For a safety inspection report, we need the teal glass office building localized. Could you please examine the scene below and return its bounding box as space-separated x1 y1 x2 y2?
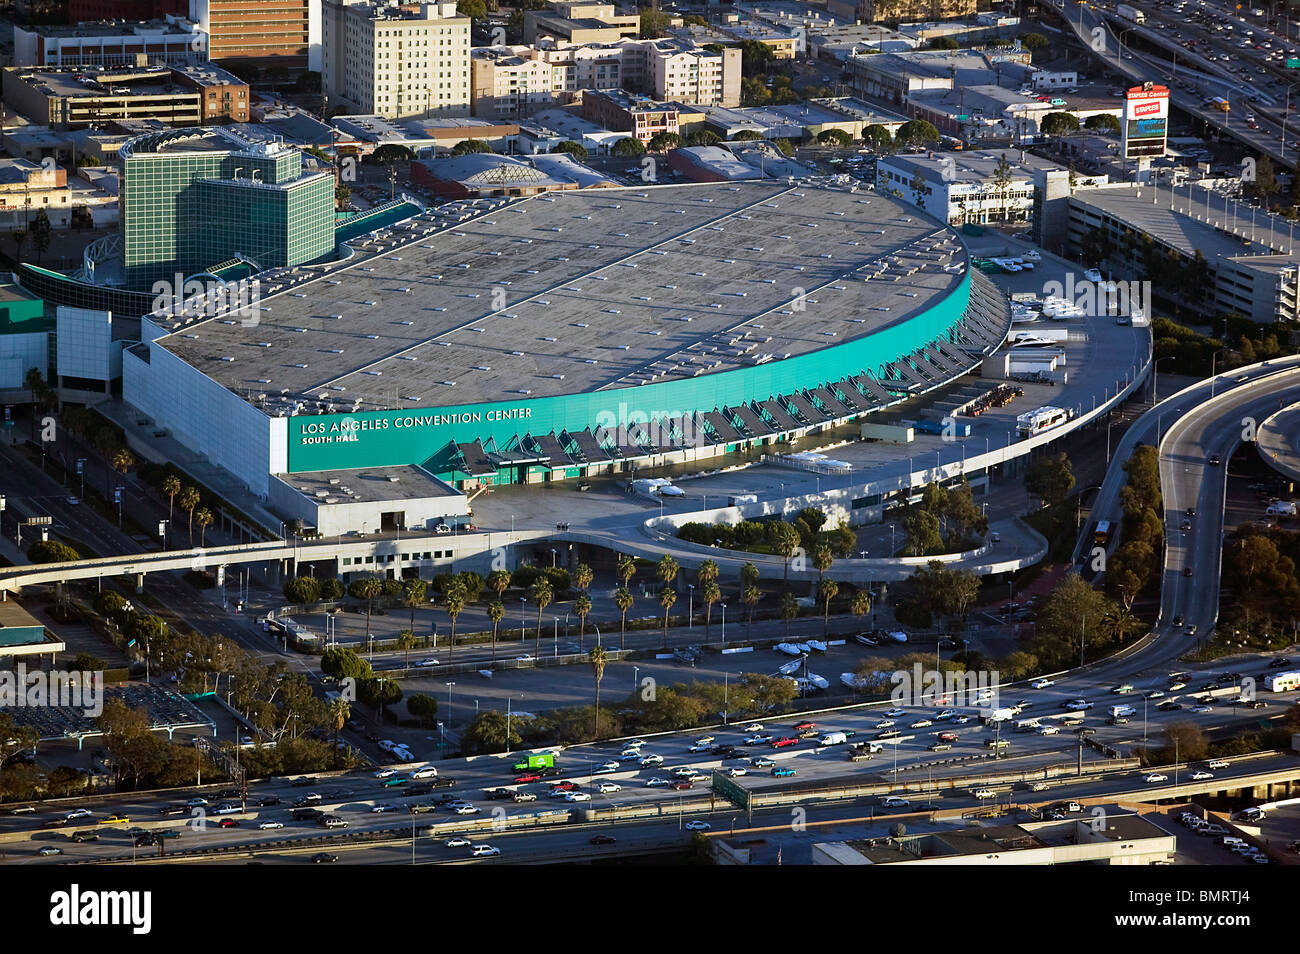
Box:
120 128 335 289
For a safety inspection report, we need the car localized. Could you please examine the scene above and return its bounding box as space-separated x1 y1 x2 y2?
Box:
952 715 972 725
670 780 693 790
312 852 338 863
872 721 895 730
1209 454 1221 465
645 777 671 787
38 845 64 856
694 736 715 745
1189 704 1213 714
1064 700 1092 710
1189 771 1214 780
1171 616 1183 627
256 796 281 807
1147 690 1165 699
625 739 647 748
934 709 956 721
910 719 933 728
1031 678 1055 689
881 796 910 808
590 834 617 845
213 803 241 815
742 723 764 732
1168 681 1187 691
884 708 905 717
1207 760 1230 769
157 804 186 816
514 773 541 784
727 767 748 777
512 792 537 803
257 820 285 829
1037 725 1060 736
217 818 240 828
687 742 711 753
1158 701 1183 711
411 767 438 779
1183 566 1194 577
1180 519 1193 531
752 757 775 768
1144 773 1169 783
638 754 664 767
1111 684 1135 694
597 781 622 793
745 734 774 744
937 731 959 742
471 844 500 857
550 780 579 792
452 805 480 815
64 808 93 820
685 820 712 831
415 658 439 668
185 797 208 807
772 767 797 778
794 722 816 731
564 791 592 802
1268 657 1292 668
972 788 997 799
371 803 397 814
772 737 799 748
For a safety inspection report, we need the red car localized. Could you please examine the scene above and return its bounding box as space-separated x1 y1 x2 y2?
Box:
514 773 541 784
219 818 240 828
550 781 579 792
772 737 800 748
938 732 959 742
671 781 693 790
590 834 617 845
794 722 817 731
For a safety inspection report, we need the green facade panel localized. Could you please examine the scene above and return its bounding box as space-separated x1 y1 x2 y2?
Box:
285 272 971 473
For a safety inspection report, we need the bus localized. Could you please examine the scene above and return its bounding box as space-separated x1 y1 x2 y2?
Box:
1093 521 1112 546
1267 671 1300 692
1207 96 1230 112
1015 406 1071 438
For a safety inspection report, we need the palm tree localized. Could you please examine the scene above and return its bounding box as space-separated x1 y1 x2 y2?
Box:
531 579 553 654
659 586 677 647
772 523 801 581
656 554 679 591
574 594 592 651
702 581 720 640
327 696 350 767
487 569 511 605
178 486 200 544
194 507 213 547
574 562 594 593
818 578 839 635
589 645 608 737
742 583 762 640
779 591 799 639
697 559 719 590
1103 606 1141 643
812 543 833 582
613 586 633 650
109 446 134 499
354 576 383 643
487 601 505 661
617 554 636 589
851 590 871 630
396 628 416 668
740 561 760 591
161 474 180 526
403 577 428 633
444 581 465 661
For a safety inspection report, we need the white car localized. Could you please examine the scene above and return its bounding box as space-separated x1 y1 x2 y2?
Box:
415 659 439 668
1144 773 1169 783
625 739 647 748
872 721 895 730
1208 760 1230 769
374 768 396 778
684 820 711 831
1189 771 1214 780
597 782 622 793
445 837 471 847
371 804 397 813
564 792 592 802
910 719 933 728
881 796 910 808
645 777 671 787
638 754 663 767
727 767 747 777
1064 700 1093 710
65 808 93 820
1031 678 1055 689
411 767 438 779
1168 682 1187 691
470 844 500 857
972 789 997 799
1189 705 1213 714
745 734 773 744
1037 725 1060 736
687 742 711 753
257 820 284 830
618 749 642 761
452 805 480 815
595 761 620 773
694 737 715 745
1147 690 1165 699
884 707 906 717
751 757 775 768
742 723 764 732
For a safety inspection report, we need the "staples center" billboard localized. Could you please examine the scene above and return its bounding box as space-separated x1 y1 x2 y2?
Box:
1122 82 1169 161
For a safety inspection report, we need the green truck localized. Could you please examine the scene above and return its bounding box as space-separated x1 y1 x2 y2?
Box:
512 753 555 773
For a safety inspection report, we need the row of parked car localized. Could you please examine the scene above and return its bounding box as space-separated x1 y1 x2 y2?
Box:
1178 811 1269 864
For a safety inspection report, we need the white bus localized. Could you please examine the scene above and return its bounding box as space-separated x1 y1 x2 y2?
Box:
1267 671 1300 692
1016 406 1071 438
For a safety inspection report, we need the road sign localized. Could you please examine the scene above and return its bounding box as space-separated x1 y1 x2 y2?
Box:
710 769 751 811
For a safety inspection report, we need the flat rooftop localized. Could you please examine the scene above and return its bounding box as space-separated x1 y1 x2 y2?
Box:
153 180 967 412
279 465 459 503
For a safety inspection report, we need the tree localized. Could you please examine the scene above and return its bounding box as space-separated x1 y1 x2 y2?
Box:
1025 452 1076 507
552 140 588 160
320 646 373 682
851 589 871 626
449 138 493 157
611 137 646 157
589 646 608 737
487 601 505 661
283 576 321 604
778 591 799 638
771 137 795 158
732 129 764 142
29 208 52 264
895 119 940 149
742 583 762 639
613 587 634 650
531 579 553 654
702 581 721 643
990 152 1014 222
1084 113 1121 135
403 576 428 633
686 128 722 147
617 554 636 589
327 696 350 767
194 507 213 546
1040 111 1080 138
647 131 682 152
927 36 959 49
659 586 677 647
657 554 679 592
28 540 80 563
818 579 839 635
901 508 943 556
817 128 852 147
460 709 521 754
350 576 384 644
443 580 465 661
574 594 592 652
11 228 26 263
770 521 802 580
370 143 415 164
161 474 180 529
812 544 833 582
407 694 439 728
1160 721 1208 763
111 447 134 501
395 628 417 668
457 0 486 18
178 486 200 544
862 124 893 152
1021 32 1049 53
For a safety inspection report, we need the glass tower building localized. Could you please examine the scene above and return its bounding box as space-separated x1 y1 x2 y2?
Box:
120 127 335 289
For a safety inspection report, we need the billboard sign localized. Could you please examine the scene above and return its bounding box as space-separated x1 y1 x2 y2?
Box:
1122 82 1170 160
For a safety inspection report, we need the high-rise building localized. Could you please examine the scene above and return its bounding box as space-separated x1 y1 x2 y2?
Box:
322 0 470 119
190 0 322 73
120 127 335 288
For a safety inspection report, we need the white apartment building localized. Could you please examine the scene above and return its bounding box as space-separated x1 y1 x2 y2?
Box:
471 39 739 120
322 0 470 119
877 150 1049 226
